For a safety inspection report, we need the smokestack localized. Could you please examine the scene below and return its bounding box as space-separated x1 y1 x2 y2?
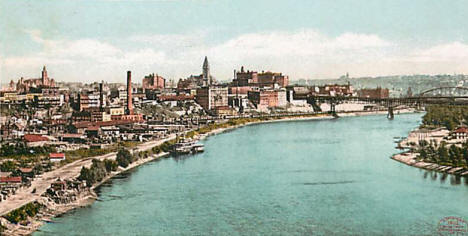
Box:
99 81 103 112
127 71 133 115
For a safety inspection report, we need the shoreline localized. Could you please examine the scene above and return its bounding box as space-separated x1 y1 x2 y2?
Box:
391 140 468 177
390 119 468 177
197 108 419 140
1 151 171 236
1 109 417 235
391 152 468 177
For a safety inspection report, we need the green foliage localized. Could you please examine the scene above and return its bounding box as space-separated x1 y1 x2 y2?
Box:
65 146 116 159
422 105 468 130
151 146 162 154
4 202 43 224
0 144 55 158
116 148 133 168
78 159 115 186
159 141 175 153
120 141 140 148
104 159 118 172
417 141 468 168
0 160 17 172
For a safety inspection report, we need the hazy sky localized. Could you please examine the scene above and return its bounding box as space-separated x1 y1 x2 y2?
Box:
1 0 468 83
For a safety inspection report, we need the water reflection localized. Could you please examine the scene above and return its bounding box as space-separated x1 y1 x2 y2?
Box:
421 169 467 186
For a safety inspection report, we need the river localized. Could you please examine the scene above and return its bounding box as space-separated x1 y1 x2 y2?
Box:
35 113 468 235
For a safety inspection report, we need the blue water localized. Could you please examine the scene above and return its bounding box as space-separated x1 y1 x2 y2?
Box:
36 114 468 235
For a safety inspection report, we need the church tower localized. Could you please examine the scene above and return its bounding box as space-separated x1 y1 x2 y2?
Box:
41 66 48 85
202 56 210 85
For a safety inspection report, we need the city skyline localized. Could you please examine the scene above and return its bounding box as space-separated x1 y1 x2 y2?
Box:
2 0 468 83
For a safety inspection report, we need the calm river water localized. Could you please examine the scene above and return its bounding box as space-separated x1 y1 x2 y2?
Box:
36 114 468 235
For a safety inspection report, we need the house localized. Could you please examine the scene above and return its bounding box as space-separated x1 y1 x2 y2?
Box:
49 153 66 162
85 126 100 138
452 127 468 140
0 176 22 184
60 133 87 143
24 134 49 147
51 179 67 191
18 168 34 178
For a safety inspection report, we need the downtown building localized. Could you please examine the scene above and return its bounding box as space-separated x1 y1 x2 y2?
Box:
247 88 287 112
357 87 389 99
232 66 289 88
142 73 165 90
10 66 56 93
195 87 230 115
177 56 214 90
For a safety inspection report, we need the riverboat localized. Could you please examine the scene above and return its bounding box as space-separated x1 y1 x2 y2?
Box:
170 139 204 155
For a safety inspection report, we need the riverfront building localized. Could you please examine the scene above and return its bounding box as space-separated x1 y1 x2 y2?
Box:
196 87 228 112
248 89 287 111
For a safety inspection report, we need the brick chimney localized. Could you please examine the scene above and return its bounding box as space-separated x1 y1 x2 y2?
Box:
127 71 133 115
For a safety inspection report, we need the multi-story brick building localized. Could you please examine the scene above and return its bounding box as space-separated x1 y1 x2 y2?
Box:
233 67 258 86
232 66 289 88
357 87 389 99
78 93 100 111
257 71 289 88
196 87 228 111
248 89 287 111
143 73 165 90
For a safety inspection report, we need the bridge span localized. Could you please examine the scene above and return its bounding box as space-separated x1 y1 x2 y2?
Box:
295 86 468 119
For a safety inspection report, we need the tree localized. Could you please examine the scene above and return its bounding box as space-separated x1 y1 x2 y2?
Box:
0 161 16 172
419 148 427 160
437 144 449 163
448 145 460 165
104 159 118 172
116 148 132 168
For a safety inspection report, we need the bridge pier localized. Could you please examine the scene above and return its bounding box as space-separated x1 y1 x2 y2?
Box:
329 102 339 117
387 106 394 120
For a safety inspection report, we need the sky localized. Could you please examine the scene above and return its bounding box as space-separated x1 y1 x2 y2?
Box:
1 0 468 84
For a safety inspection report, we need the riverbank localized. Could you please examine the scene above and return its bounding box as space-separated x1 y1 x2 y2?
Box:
0 150 171 236
1 109 417 235
198 113 335 140
33 110 466 236
391 128 468 177
199 108 417 140
392 152 468 176
2 114 334 235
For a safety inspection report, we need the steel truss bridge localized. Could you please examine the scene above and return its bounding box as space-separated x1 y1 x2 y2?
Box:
298 86 468 119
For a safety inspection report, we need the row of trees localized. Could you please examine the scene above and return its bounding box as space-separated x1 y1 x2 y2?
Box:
4 202 43 224
78 159 118 186
0 143 56 158
78 148 137 186
417 140 468 168
422 105 468 130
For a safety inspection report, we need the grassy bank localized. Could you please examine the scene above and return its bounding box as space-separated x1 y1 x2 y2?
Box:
3 202 43 225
